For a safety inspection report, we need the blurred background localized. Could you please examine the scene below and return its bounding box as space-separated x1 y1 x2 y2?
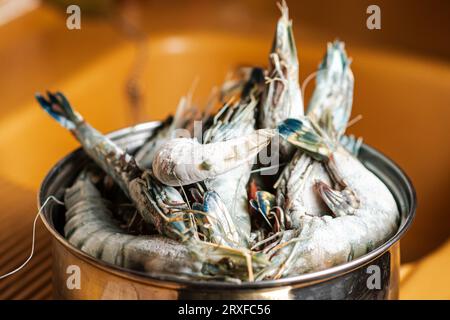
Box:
0 0 448 299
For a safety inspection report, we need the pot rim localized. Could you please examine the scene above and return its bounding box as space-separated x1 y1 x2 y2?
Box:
38 122 416 290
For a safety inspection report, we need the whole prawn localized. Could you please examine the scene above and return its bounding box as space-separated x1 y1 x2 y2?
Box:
36 91 192 242
64 173 200 275
275 41 357 227
257 116 399 279
36 91 269 281
259 0 303 159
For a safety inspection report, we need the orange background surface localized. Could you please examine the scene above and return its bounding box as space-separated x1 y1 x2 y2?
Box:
0 0 449 299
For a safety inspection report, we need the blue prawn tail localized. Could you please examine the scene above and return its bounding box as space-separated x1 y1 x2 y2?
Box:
35 91 82 130
36 90 140 201
277 117 333 161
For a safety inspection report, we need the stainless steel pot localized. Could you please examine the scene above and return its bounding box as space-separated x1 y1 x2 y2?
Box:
38 122 416 300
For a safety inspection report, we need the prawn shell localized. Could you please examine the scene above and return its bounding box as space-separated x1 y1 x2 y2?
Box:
152 129 275 186
63 177 200 275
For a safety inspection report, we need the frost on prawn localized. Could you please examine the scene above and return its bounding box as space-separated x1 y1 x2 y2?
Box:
37 91 269 281
64 173 200 275
65 171 268 281
275 40 357 227
151 128 275 187
257 117 400 279
152 69 270 246
36 91 190 241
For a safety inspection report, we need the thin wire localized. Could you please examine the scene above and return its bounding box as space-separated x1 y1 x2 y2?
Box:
0 196 64 280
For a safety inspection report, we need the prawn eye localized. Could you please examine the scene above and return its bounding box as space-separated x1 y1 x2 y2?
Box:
200 161 212 171
218 257 234 270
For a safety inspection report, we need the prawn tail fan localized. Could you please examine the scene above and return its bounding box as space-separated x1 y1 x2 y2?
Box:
277 117 333 161
307 41 354 139
35 91 81 130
